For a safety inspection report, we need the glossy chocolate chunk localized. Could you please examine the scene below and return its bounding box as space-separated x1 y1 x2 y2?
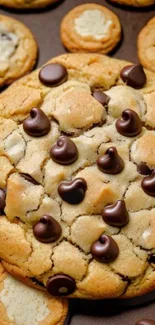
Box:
116 109 142 137
120 64 146 89
20 173 39 185
141 170 155 197
102 200 129 227
33 215 62 243
92 91 110 107
58 178 87 204
46 274 76 296
39 63 68 87
91 234 119 263
50 136 78 165
137 163 152 175
136 319 155 325
23 108 51 137
0 188 6 213
97 147 124 174
149 254 155 264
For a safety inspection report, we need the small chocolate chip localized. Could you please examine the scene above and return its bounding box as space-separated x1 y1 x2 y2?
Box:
120 64 146 89
102 200 129 227
97 147 124 174
91 234 119 263
20 173 39 185
23 108 51 137
136 320 155 325
0 33 12 41
141 170 155 197
92 91 110 107
46 275 76 296
58 178 87 204
39 63 68 87
116 109 142 137
137 163 152 176
33 215 62 243
149 254 155 264
50 136 78 165
0 189 6 214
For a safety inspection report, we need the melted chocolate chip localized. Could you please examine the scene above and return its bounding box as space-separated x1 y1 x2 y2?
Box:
149 254 155 264
92 91 110 107
33 215 62 243
23 108 51 137
116 109 142 137
58 178 87 204
97 147 124 174
136 320 155 325
102 200 129 227
39 63 68 87
137 163 152 176
0 189 6 214
141 170 155 197
46 275 76 296
120 64 146 89
91 234 119 263
20 173 39 185
50 136 78 165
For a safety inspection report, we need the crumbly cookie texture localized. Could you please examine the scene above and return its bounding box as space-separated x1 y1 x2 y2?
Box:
0 263 68 325
0 15 37 87
60 4 121 54
138 17 155 73
108 0 154 6
0 53 155 300
0 0 60 9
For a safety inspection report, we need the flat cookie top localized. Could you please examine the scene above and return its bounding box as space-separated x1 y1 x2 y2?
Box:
0 0 60 9
0 53 155 300
60 3 121 54
0 15 37 87
138 17 155 73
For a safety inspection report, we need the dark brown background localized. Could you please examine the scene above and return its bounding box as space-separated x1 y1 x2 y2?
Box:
0 0 155 323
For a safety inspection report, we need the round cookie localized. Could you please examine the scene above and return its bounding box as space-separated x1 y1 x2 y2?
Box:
0 15 37 87
138 17 155 73
0 54 155 300
108 0 154 7
0 263 68 325
60 3 121 54
0 0 60 9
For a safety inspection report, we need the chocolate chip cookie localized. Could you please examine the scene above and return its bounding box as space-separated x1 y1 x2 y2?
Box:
60 4 121 54
0 15 37 87
138 17 155 73
108 0 154 7
0 0 60 9
0 53 155 300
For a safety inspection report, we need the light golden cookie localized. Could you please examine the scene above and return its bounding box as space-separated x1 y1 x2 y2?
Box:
60 3 121 54
108 0 154 7
0 0 60 9
0 263 68 325
138 17 155 73
0 54 155 301
0 15 37 87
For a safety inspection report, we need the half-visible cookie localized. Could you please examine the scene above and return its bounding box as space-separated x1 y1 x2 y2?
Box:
0 14 37 87
138 17 155 73
108 0 154 7
60 3 121 54
0 0 61 9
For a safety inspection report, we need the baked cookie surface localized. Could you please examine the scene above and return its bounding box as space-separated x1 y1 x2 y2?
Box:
108 0 154 6
60 3 121 54
0 53 155 299
0 15 37 87
0 0 60 9
0 263 68 325
138 17 155 73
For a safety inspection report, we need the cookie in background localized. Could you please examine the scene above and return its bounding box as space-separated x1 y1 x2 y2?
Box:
138 17 155 73
0 0 62 9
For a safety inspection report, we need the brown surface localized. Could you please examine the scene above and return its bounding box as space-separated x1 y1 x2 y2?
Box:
0 0 155 323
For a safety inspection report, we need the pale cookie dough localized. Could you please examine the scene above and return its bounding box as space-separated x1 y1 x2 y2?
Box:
0 15 37 87
60 4 121 54
0 0 60 9
0 54 155 300
108 0 154 7
0 263 68 325
138 17 155 73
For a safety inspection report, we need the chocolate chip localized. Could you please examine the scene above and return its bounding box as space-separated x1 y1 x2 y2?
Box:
137 163 152 175
0 33 12 41
91 234 119 263
136 320 155 325
120 64 146 89
23 108 51 137
141 170 155 197
46 274 76 296
0 189 6 214
50 136 78 165
92 91 110 107
102 200 129 227
149 254 155 264
97 147 124 174
33 215 62 243
116 109 142 137
20 173 39 185
39 63 68 87
58 178 87 204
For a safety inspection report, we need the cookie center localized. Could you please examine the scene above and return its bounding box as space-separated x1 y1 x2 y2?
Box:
74 10 112 40
0 24 19 60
